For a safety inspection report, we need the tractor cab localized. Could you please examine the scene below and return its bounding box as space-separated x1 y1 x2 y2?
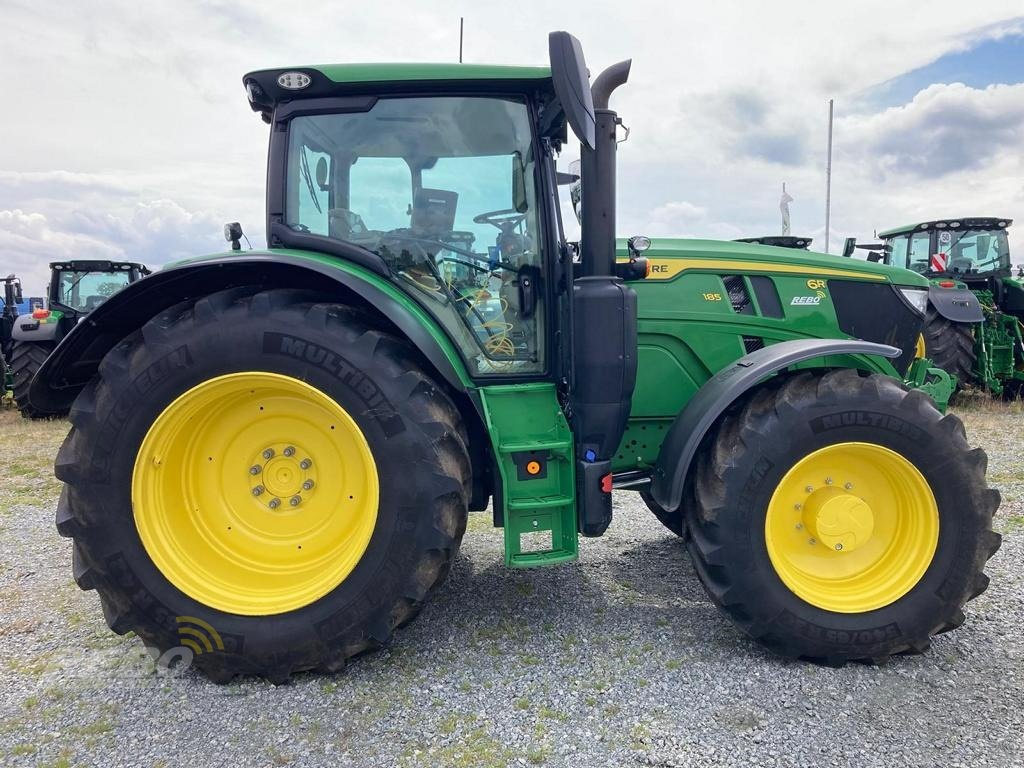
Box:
877 218 1012 289
47 260 149 319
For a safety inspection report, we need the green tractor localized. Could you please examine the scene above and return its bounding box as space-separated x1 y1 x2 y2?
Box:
31 33 999 682
847 218 1024 396
11 260 149 417
1 274 23 395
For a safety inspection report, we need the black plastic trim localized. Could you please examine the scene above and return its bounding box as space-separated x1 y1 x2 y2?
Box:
928 286 985 324
649 339 901 512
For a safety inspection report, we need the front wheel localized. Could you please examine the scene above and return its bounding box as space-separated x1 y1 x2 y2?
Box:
688 369 1000 664
56 289 470 682
923 308 976 387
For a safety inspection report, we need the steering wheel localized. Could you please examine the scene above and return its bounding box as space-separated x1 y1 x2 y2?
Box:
473 209 526 230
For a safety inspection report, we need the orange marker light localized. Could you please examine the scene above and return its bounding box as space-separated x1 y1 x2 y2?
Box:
939 281 955 288
32 308 51 319
526 460 541 475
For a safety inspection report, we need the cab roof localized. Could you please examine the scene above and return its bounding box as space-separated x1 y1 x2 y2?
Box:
243 63 553 120
878 217 1012 238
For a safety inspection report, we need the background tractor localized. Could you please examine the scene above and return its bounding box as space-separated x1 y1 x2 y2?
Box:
847 218 1024 396
11 260 149 417
1 275 23 395
31 32 999 683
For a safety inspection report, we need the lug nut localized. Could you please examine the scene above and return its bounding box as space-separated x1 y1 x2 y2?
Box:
805 485 813 493
844 482 853 490
795 523 803 530
249 465 262 475
252 485 264 496
302 480 314 491
794 503 802 511
289 496 302 507
808 538 816 546
834 543 843 551
825 477 833 485
300 458 312 470
284 446 296 457
263 448 275 460
268 498 281 510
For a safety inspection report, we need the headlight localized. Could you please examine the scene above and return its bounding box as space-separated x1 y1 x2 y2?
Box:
899 288 929 315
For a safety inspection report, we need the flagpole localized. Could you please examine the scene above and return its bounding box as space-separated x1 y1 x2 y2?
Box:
824 98 834 253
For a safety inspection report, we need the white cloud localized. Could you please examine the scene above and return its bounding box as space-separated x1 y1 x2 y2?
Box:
0 0 1022 282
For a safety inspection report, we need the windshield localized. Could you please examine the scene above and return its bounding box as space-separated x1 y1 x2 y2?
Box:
897 228 1011 275
55 270 131 312
285 96 544 374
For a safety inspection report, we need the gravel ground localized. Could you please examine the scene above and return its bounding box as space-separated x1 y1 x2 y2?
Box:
0 402 1022 768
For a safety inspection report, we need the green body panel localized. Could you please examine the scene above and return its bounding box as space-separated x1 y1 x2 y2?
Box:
310 63 551 85
478 384 577 567
613 238 918 472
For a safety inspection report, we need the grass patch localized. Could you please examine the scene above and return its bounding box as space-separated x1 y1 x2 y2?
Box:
0 411 68 510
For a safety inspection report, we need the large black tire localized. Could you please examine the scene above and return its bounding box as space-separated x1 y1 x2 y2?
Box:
11 340 60 418
923 307 976 385
56 288 470 683
688 369 1000 665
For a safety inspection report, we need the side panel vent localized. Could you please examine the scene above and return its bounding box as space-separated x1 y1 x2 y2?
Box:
743 336 765 354
749 275 784 318
722 275 754 315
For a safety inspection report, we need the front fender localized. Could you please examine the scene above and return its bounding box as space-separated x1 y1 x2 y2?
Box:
29 250 473 412
929 286 984 323
648 338 901 513
12 318 59 342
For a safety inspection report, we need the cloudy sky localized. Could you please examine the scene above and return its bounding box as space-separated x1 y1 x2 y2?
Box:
2 0 1023 294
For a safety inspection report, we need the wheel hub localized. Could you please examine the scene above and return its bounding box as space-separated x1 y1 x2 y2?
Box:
803 488 874 553
764 442 939 613
250 444 316 508
132 372 379 616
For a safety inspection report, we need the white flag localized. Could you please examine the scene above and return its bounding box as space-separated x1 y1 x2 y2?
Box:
780 183 793 235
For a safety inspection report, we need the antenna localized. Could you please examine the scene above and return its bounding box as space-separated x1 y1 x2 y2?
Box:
459 17 464 63
824 98 834 253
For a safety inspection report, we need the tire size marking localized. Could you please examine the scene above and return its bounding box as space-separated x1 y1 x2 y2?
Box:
809 411 931 444
777 609 902 645
264 333 404 437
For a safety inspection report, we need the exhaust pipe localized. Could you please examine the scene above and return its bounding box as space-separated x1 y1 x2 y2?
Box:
579 59 631 277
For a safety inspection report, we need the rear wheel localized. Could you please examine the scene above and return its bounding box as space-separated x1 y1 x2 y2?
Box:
923 307 976 386
688 369 1000 664
56 288 470 682
11 340 58 418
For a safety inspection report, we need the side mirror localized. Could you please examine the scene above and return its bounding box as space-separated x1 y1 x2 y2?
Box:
841 237 856 259
548 31 596 150
315 156 330 191
13 280 23 305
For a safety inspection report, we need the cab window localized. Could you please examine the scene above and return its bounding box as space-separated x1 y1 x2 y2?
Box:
285 96 544 375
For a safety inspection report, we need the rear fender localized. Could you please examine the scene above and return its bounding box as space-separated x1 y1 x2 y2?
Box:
648 339 901 513
29 252 472 412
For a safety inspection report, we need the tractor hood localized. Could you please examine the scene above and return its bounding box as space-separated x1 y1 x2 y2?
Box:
617 238 930 288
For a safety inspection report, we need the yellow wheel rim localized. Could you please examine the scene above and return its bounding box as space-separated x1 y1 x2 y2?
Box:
132 372 379 616
765 442 939 613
